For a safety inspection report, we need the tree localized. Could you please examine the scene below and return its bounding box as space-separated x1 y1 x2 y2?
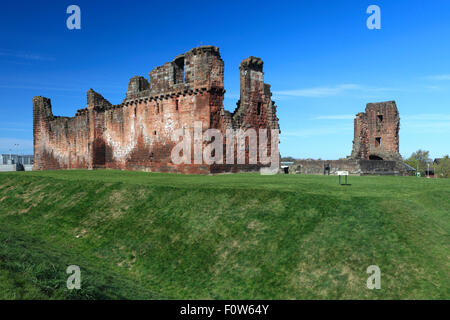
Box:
435 155 450 178
405 149 432 176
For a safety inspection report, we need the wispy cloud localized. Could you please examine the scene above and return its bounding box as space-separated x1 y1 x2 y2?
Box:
0 137 33 153
308 114 450 135
274 84 399 98
281 125 352 138
315 114 450 121
0 82 124 95
224 92 240 100
0 49 54 61
0 84 80 92
405 121 450 129
313 115 354 120
423 85 444 91
0 128 31 132
425 74 450 81
0 122 32 133
402 114 450 134
403 114 450 121
274 84 360 98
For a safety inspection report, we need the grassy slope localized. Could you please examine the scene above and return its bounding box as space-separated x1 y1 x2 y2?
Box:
0 170 449 299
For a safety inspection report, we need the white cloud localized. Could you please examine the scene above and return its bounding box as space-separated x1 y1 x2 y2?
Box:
274 84 360 98
274 84 399 98
313 115 354 120
425 74 450 81
281 126 352 138
0 49 54 61
402 114 450 134
307 114 450 135
224 92 240 99
402 114 450 121
0 128 31 132
0 84 81 92
0 137 33 153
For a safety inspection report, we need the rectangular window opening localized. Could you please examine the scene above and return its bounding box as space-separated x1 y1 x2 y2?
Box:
377 115 383 122
174 57 185 84
375 137 381 147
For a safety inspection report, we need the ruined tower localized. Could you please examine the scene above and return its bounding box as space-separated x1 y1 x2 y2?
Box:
350 101 401 161
33 46 279 173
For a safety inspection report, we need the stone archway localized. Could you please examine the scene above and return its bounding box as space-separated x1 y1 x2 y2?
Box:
369 155 383 161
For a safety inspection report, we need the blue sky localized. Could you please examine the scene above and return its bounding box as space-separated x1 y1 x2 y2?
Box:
0 0 449 159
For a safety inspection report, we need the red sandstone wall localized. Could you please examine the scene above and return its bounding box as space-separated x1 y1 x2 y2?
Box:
33 97 91 170
365 102 400 158
33 46 279 174
211 57 280 173
103 92 214 173
350 101 401 161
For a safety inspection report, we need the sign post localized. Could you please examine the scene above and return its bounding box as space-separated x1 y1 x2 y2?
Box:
337 171 349 185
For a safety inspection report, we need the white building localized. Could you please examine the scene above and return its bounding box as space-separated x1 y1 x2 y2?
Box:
0 154 34 165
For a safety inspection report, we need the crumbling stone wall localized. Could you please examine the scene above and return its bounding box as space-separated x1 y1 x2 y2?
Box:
288 100 407 176
289 159 408 176
350 101 401 161
212 56 280 173
33 46 280 173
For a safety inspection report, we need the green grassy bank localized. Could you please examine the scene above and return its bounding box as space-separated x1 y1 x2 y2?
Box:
0 170 448 299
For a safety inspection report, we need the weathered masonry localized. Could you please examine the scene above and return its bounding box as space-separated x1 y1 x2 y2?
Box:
350 101 401 161
289 101 410 176
33 46 280 173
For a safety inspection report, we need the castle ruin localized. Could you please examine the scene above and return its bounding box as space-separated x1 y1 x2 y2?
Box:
33 46 280 174
350 101 401 161
289 101 409 176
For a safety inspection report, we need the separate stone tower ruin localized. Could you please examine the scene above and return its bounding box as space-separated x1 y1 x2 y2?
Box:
350 101 401 161
33 46 280 174
289 100 409 176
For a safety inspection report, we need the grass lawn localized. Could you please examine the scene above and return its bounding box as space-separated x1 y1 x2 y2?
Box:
0 170 449 299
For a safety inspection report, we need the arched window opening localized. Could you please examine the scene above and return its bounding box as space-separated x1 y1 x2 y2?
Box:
369 155 383 161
